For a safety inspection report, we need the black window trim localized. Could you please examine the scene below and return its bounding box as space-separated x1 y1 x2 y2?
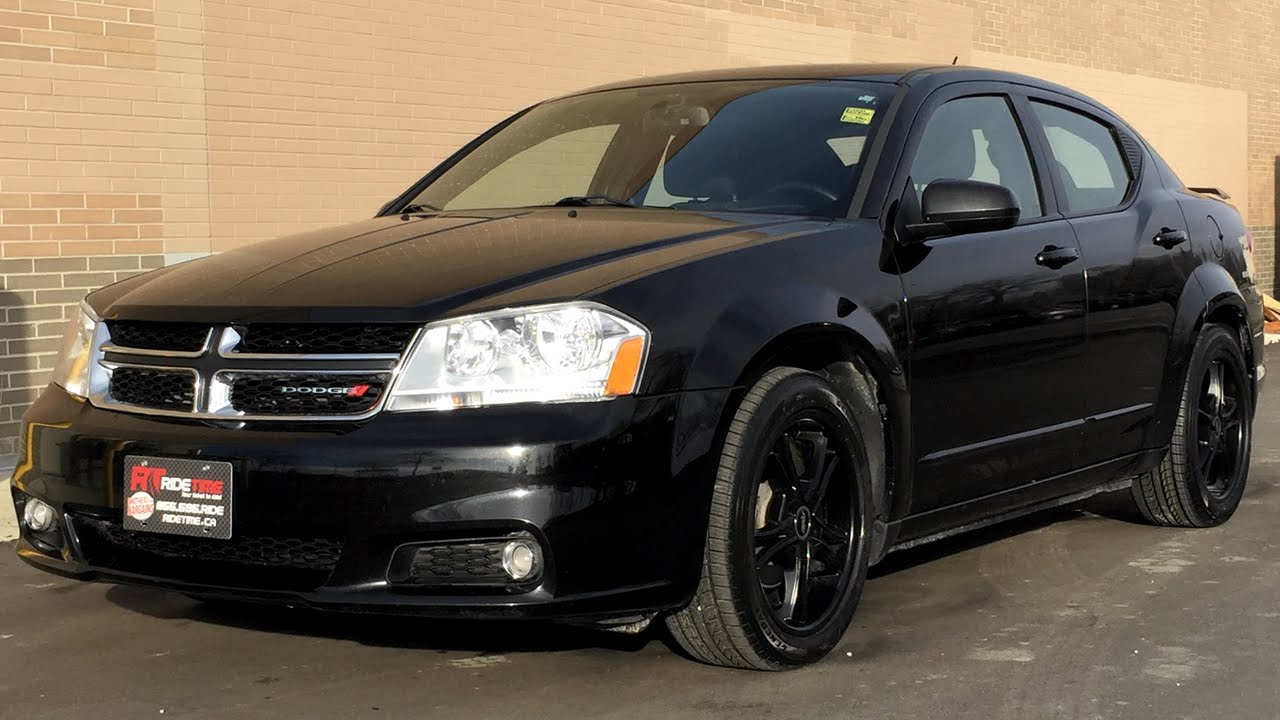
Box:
880 80 1063 231
1018 90 1141 220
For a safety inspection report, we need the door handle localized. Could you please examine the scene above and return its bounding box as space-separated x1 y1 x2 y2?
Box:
1154 227 1189 249
1035 245 1081 270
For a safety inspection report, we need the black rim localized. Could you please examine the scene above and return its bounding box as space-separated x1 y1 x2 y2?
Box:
751 413 857 633
1195 354 1248 500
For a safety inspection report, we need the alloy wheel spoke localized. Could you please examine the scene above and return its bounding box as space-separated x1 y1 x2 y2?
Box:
793 430 828 480
1220 395 1239 421
783 543 812 623
1207 362 1225 414
756 532 800 571
755 519 791 540
1199 445 1218 477
806 451 839 506
808 567 842 586
768 442 801 492
811 515 849 551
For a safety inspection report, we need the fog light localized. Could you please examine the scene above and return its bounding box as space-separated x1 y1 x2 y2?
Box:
23 498 56 533
502 538 541 581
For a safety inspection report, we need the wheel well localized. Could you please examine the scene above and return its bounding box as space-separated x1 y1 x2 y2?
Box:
735 327 882 389
730 327 898 539
1205 303 1253 371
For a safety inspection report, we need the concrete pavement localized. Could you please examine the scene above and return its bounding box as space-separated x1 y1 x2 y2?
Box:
3 380 1279 719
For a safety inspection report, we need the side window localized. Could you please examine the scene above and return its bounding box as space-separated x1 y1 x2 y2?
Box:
446 125 620 210
1030 102 1131 213
909 96 1043 218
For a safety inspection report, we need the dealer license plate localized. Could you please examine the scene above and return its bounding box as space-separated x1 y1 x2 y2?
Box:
122 455 233 540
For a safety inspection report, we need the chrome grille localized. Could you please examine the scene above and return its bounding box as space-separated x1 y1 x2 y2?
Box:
94 324 418 421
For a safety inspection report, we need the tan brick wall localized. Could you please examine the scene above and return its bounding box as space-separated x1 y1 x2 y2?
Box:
0 0 205 452
1 0 1279 452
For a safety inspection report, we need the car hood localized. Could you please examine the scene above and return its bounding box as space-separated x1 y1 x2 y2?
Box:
89 209 803 323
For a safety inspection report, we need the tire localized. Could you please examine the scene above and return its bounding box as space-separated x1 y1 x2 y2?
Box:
666 366 875 670
1131 323 1253 527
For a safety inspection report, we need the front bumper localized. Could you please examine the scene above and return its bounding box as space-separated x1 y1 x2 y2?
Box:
12 385 731 622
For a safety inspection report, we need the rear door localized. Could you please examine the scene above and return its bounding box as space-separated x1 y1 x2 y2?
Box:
1022 93 1195 466
894 84 1089 514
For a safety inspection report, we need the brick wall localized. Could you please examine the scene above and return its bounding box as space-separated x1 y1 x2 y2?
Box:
1 0 1279 453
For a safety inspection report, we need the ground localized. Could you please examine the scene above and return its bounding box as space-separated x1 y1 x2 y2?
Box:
3 373 1280 719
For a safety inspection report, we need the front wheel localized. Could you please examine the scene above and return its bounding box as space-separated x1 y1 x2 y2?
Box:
666 366 874 670
1131 323 1253 527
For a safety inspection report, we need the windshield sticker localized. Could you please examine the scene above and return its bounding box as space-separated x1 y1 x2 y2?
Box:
841 107 875 125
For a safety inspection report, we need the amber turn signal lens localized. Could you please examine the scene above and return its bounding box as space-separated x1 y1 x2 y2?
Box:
604 336 646 397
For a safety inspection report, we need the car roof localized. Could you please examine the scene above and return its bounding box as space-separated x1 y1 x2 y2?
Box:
576 63 938 91
562 63 1110 120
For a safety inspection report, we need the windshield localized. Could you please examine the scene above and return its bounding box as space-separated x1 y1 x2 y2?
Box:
407 80 891 218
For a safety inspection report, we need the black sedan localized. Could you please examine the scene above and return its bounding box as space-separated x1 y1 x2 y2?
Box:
12 64 1264 670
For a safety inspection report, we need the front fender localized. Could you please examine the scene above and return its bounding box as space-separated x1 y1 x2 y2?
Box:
684 281 912 526
685 282 906 391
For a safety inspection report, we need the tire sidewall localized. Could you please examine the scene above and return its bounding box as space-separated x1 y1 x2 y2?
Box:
726 372 873 665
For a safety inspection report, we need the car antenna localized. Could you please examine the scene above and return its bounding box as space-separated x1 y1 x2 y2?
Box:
952 55 958 65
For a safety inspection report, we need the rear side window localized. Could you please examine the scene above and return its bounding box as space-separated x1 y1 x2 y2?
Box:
1030 102 1132 213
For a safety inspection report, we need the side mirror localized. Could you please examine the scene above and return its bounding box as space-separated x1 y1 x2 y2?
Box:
902 179 1021 241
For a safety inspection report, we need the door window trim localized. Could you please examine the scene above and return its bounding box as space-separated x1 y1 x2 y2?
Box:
883 81 1063 229
1018 90 1140 220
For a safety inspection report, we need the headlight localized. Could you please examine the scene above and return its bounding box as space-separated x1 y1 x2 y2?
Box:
387 302 648 411
52 301 102 399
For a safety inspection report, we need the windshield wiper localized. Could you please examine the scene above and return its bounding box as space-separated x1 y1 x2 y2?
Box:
551 195 641 208
399 202 441 215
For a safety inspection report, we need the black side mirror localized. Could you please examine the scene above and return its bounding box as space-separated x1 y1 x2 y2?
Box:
901 179 1021 241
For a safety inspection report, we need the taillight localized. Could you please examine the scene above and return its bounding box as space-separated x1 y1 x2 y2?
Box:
1244 229 1258 278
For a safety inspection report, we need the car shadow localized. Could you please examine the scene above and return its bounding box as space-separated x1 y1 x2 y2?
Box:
103 582 658 655
103 490 1144 657
870 488 1140 578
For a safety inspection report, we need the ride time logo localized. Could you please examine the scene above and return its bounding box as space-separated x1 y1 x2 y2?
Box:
129 466 225 500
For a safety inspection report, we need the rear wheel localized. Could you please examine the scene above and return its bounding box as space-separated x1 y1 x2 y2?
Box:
1131 324 1253 527
666 366 874 670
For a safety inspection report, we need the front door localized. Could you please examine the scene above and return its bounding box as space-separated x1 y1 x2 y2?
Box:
894 91 1089 514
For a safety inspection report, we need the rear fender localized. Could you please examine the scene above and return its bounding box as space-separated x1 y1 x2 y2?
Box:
1148 263 1248 449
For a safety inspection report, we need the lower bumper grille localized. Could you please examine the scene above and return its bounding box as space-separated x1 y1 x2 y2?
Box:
386 534 542 588
73 515 342 591
405 543 506 582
